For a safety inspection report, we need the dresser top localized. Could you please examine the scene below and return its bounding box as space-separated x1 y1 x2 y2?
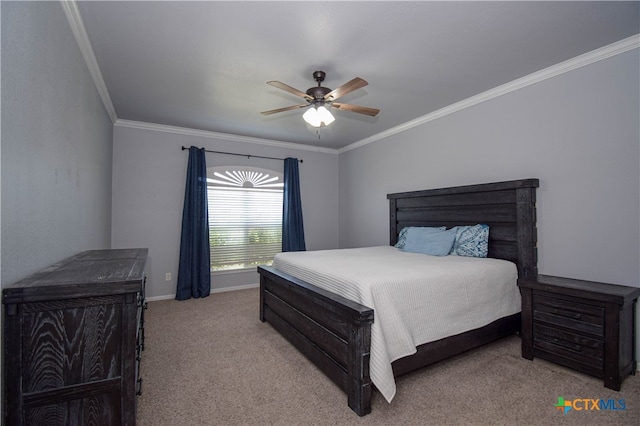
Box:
3 248 148 304
518 274 640 305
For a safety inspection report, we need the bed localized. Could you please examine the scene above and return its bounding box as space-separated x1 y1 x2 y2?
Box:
258 178 539 416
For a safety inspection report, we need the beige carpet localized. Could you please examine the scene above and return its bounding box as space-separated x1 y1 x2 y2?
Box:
136 288 639 425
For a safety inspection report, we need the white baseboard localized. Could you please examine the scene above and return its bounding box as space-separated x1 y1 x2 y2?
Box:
146 294 176 302
146 283 259 302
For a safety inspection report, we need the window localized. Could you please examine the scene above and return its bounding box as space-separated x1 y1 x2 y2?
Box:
207 166 283 272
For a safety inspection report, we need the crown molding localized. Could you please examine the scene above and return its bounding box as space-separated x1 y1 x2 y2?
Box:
114 119 339 155
339 34 640 154
60 0 117 123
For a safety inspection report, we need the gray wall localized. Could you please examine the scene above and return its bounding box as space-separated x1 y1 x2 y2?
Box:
111 124 339 298
339 49 640 352
1 1 113 287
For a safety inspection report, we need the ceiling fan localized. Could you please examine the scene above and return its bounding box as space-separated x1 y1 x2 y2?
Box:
261 71 379 127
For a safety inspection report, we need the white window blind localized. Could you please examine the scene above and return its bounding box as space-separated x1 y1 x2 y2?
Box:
207 167 283 272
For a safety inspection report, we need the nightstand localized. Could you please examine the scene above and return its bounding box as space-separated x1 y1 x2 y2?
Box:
518 274 640 391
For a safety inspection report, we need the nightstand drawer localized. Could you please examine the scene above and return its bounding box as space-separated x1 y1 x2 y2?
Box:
533 323 603 367
533 294 603 336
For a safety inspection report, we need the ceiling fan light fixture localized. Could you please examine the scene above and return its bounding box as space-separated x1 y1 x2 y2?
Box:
317 106 335 125
303 105 334 127
263 71 378 125
302 107 321 127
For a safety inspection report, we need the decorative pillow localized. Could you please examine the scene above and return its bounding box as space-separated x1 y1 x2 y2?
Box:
450 224 489 258
402 228 456 256
395 226 445 249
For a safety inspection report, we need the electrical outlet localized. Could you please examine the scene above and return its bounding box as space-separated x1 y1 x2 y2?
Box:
165 273 171 281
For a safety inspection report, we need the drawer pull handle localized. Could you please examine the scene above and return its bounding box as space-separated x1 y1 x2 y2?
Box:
549 307 582 320
550 338 583 353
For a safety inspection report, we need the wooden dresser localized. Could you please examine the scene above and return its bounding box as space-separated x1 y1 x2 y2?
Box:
518 274 640 391
3 248 148 425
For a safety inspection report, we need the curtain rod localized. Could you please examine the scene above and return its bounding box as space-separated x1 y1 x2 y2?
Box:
181 146 302 163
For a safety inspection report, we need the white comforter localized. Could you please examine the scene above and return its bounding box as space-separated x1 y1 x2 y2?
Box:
272 246 520 403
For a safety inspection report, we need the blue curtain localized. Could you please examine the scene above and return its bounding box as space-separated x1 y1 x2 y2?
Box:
176 146 211 300
282 158 306 252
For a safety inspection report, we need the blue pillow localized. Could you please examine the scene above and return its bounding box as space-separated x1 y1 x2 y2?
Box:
450 224 489 257
395 226 445 249
403 228 456 256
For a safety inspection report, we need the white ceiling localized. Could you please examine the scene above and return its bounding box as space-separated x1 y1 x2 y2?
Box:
74 1 639 150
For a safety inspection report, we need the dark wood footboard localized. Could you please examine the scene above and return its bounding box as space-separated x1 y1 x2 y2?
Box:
259 265 374 416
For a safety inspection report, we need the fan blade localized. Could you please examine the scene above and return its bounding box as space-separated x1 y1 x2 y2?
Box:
331 102 379 117
267 81 313 100
324 77 368 101
261 104 309 115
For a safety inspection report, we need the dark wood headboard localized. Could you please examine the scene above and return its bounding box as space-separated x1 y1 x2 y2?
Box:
387 178 539 278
